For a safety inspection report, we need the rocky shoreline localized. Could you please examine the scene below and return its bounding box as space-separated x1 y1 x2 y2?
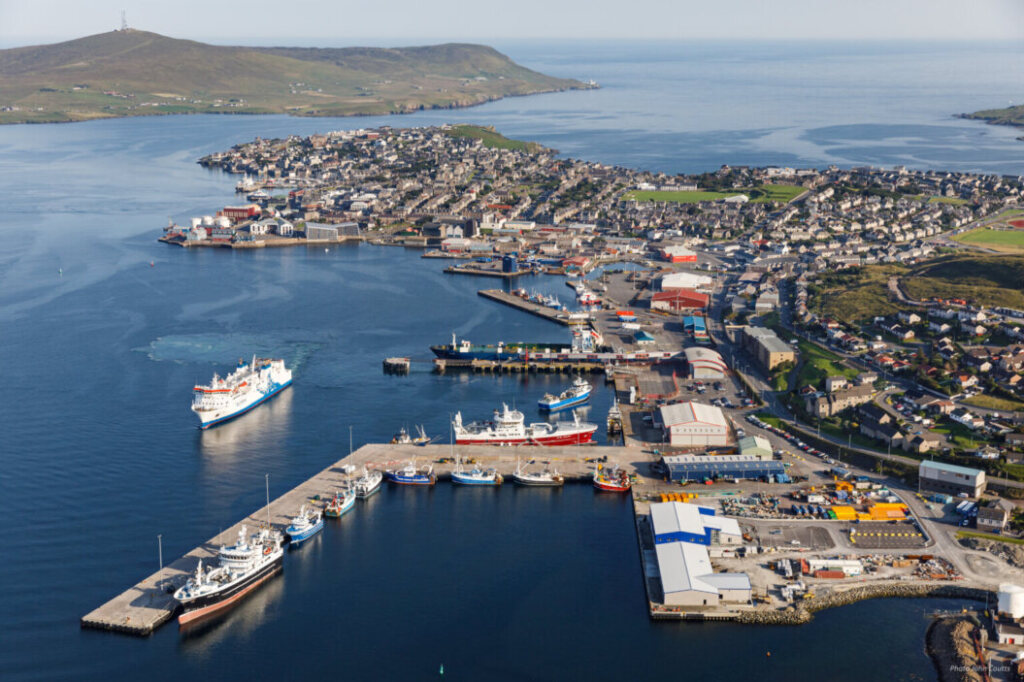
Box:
736 582 990 625
926 617 988 682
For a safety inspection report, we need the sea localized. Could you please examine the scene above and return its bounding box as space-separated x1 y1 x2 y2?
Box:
1 40 1021 681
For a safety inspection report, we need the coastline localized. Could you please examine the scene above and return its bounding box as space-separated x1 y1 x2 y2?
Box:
0 83 597 126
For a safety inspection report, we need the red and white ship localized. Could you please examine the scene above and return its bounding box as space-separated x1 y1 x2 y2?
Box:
593 465 632 492
452 403 597 446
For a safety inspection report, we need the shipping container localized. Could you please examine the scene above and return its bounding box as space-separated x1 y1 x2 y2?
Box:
814 570 846 579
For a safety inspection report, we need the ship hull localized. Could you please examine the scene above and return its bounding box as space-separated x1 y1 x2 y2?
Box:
538 391 591 412
324 499 355 518
177 555 283 626
196 379 292 430
456 429 596 446
386 472 436 485
512 475 564 487
451 472 503 486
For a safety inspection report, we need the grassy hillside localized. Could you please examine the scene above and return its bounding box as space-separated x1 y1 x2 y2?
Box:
806 264 910 322
901 254 1024 308
444 125 544 152
0 30 591 124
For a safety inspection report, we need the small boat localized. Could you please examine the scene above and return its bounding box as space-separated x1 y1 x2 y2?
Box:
512 457 564 487
353 467 384 498
538 377 592 412
390 426 412 444
411 424 432 446
593 465 632 493
385 460 436 486
324 488 356 518
451 454 503 486
607 398 623 434
285 505 324 545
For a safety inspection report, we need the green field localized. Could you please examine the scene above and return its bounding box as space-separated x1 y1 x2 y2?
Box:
796 340 860 389
928 196 969 205
625 184 804 204
953 227 1024 254
445 125 543 152
957 530 1024 545
963 393 1024 412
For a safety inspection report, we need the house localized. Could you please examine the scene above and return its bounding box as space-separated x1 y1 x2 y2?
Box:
977 499 1014 532
805 384 874 418
903 430 942 454
955 374 979 389
898 311 922 325
825 376 849 393
950 408 985 430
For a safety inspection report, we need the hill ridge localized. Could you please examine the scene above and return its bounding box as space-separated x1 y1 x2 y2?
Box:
0 29 592 124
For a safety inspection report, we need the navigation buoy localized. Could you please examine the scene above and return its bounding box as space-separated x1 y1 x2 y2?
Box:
439 663 444 675
58 268 63 277
766 651 772 657
324 248 329 253
150 261 155 267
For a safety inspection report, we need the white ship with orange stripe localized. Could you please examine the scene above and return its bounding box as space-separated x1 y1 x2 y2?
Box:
191 357 292 429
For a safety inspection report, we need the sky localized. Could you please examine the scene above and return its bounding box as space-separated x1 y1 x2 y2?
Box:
1 0 1023 46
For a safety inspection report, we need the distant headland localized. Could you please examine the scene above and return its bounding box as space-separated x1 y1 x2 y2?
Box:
0 29 596 125
958 104 1024 141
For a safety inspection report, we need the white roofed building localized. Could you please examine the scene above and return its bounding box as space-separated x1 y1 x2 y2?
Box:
684 347 727 380
660 271 713 291
658 401 730 447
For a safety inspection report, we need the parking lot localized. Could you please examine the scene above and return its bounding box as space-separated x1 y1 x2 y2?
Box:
844 521 927 549
750 524 834 550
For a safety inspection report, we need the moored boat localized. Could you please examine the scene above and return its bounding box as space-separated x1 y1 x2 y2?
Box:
324 488 356 518
512 457 564 486
353 467 384 498
538 377 592 412
450 454 503 486
453 404 597 446
174 526 283 626
285 505 324 545
385 460 436 486
593 465 632 492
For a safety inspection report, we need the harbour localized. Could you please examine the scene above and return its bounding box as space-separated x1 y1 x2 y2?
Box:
6 38 1024 682
82 443 642 636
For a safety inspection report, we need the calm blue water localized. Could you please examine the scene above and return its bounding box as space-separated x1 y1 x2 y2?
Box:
1 40 1018 680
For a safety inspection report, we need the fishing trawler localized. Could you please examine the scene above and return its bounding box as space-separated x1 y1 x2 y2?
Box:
353 467 384 498
538 377 592 412
324 488 356 518
173 526 283 625
285 506 324 545
453 404 597 445
511 457 565 486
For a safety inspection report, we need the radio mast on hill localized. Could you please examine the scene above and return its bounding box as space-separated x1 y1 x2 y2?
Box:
120 11 129 31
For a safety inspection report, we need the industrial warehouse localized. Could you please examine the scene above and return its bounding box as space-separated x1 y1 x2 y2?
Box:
649 502 751 607
657 401 730 447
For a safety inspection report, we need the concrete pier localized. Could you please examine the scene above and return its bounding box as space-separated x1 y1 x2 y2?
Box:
81 443 644 636
477 289 589 326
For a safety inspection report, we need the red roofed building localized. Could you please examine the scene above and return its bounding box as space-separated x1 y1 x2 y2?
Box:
651 289 709 313
220 205 261 222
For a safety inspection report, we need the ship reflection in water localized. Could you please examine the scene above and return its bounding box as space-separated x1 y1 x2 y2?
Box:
178 574 285 649
198 388 294 461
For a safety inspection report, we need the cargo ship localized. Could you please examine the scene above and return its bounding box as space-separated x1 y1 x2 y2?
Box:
174 526 283 626
191 357 292 429
430 330 679 364
453 404 597 446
